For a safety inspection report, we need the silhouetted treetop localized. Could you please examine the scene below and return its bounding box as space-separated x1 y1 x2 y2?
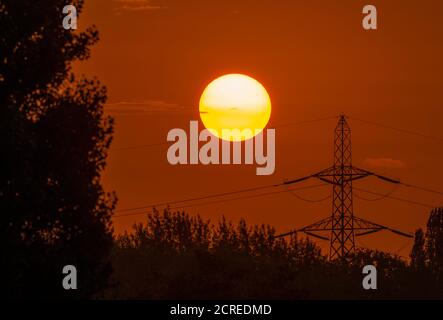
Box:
1 0 115 299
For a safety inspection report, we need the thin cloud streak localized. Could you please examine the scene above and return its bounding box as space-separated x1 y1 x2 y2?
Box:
105 100 195 116
114 0 165 12
363 158 406 169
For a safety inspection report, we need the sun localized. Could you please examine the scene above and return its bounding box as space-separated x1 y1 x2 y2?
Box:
199 74 271 142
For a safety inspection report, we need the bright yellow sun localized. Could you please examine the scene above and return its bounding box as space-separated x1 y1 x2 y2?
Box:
199 74 271 142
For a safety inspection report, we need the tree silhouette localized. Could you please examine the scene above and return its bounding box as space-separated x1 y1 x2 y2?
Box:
425 207 443 291
109 209 433 299
404 208 443 298
411 228 426 272
0 0 115 298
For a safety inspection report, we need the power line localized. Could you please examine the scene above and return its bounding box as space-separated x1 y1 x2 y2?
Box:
113 184 438 219
114 174 442 218
349 116 443 144
113 183 329 218
401 182 443 196
374 173 443 197
110 115 442 152
115 179 330 213
354 187 436 208
115 182 282 213
354 184 399 202
272 115 338 129
284 184 331 203
355 168 443 197
110 116 337 151
283 168 443 205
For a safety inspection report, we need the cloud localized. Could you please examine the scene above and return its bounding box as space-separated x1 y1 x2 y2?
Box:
362 158 406 169
114 0 165 11
105 100 194 116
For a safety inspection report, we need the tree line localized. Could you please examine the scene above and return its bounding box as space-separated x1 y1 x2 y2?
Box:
100 208 443 299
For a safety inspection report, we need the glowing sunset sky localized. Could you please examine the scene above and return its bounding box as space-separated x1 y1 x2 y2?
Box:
75 0 443 256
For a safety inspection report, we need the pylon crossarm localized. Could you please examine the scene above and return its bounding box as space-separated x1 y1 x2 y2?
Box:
273 230 297 239
299 216 333 231
316 176 338 185
284 167 338 185
373 174 401 184
299 227 382 231
352 216 385 229
349 166 372 174
303 231 329 241
313 166 372 183
344 174 371 183
283 166 377 187
356 227 413 239
282 175 313 185
274 216 333 239
274 229 330 241
313 173 369 184
387 228 414 238
353 166 401 185
353 216 413 238
355 228 384 237
314 166 335 176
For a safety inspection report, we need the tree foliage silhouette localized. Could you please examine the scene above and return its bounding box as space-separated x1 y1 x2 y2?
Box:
0 0 115 298
107 209 440 300
411 228 426 272
426 207 443 290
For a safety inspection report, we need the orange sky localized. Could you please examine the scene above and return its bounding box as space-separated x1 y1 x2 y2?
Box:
75 0 443 257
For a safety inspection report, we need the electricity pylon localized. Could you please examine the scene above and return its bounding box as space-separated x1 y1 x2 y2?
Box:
276 114 413 260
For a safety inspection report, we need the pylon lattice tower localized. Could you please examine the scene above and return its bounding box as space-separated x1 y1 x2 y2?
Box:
277 114 412 260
